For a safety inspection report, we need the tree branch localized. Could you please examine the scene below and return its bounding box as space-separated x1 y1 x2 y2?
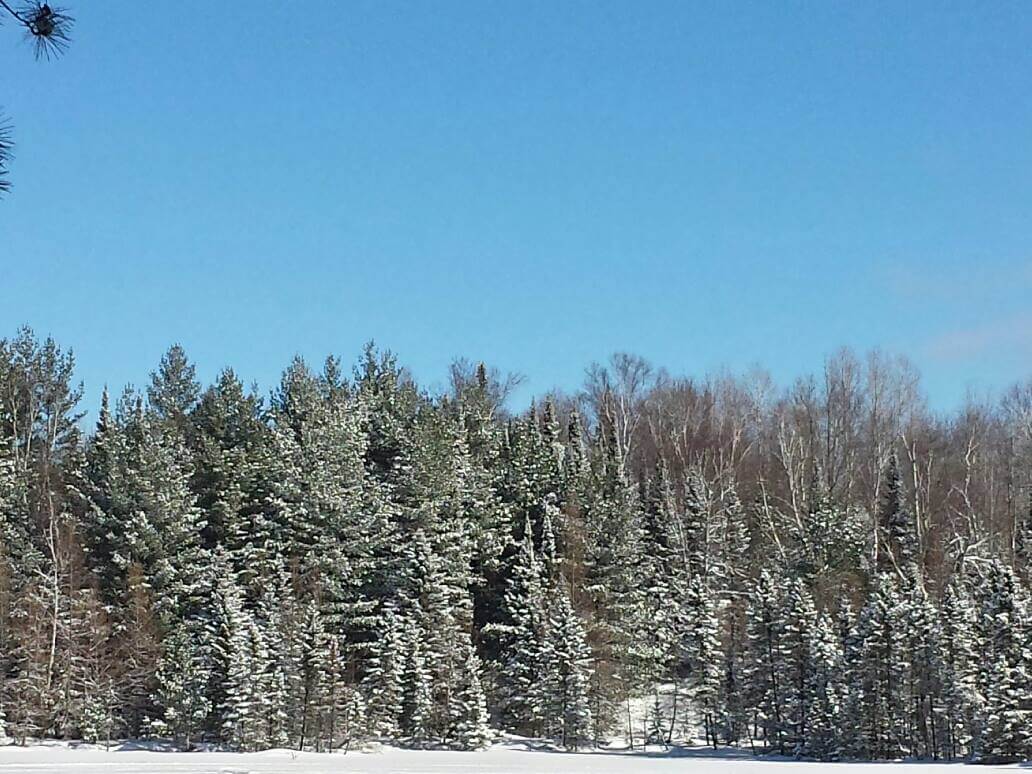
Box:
1 2 74 59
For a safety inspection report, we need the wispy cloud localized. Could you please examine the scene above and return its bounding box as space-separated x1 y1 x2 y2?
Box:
925 311 1032 363
886 261 1032 304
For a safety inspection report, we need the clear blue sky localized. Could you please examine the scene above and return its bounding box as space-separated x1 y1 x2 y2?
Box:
2 1 1031 416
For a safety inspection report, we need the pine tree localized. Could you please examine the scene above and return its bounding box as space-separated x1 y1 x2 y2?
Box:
297 600 330 751
147 344 201 436
1016 495 1032 582
65 578 117 745
744 570 785 751
680 468 711 583
938 580 977 760
363 603 405 738
117 563 161 737
152 620 212 750
190 369 270 553
836 602 864 757
852 575 907 759
801 614 845 760
972 561 1031 762
486 516 547 735
718 479 751 589
400 605 433 746
212 551 273 751
448 640 492 749
3 329 1032 763
317 634 347 752
680 574 722 748
540 578 594 750
876 452 917 578
899 578 939 759
779 578 816 753
789 468 868 607
256 579 291 749
579 430 643 739
636 461 680 742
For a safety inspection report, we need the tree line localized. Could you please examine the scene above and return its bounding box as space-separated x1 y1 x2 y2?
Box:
0 328 1029 762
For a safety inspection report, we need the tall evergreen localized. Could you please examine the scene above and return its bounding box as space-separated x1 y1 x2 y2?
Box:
801 613 845 760
486 516 548 735
972 561 1031 762
540 577 594 750
0 328 1028 763
876 452 917 577
938 580 977 760
779 578 816 753
744 570 785 751
579 428 643 737
852 575 908 759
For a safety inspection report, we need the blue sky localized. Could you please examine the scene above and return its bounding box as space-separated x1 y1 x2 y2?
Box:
2 1 1031 416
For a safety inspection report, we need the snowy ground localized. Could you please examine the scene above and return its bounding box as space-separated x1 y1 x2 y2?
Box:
0 742 1024 774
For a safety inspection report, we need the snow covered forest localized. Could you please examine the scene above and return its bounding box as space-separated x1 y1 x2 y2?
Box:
0 327 1029 763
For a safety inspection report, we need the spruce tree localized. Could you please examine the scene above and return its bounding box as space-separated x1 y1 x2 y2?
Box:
486 516 547 735
363 603 405 738
972 561 1031 762
680 468 711 583
1015 495 1032 581
217 559 268 751
938 580 977 760
297 600 330 751
876 452 917 577
399 605 433 746
147 344 201 436
579 429 643 739
448 640 492 749
779 578 816 753
853 575 907 759
899 578 939 759
152 620 212 750
744 570 785 751
801 613 845 760
680 574 722 747
540 578 594 750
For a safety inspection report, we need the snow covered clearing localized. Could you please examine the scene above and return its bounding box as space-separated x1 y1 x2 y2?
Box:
0 742 1023 773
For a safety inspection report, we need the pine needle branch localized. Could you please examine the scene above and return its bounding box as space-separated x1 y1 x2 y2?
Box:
0 2 74 59
0 112 11 195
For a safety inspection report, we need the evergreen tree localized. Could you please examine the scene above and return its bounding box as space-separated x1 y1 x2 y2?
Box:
0 329 1030 763
152 620 212 750
938 580 977 760
579 430 643 739
297 600 331 751
399 605 433 746
1016 495 1032 581
801 614 845 760
680 468 711 583
852 575 907 759
680 574 722 747
637 461 681 742
256 578 291 748
448 640 492 749
147 344 201 436
779 578 816 753
363 603 405 738
876 452 917 577
216 557 269 751
486 516 547 735
540 578 594 750
744 570 785 751
899 579 939 759
972 561 1031 762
